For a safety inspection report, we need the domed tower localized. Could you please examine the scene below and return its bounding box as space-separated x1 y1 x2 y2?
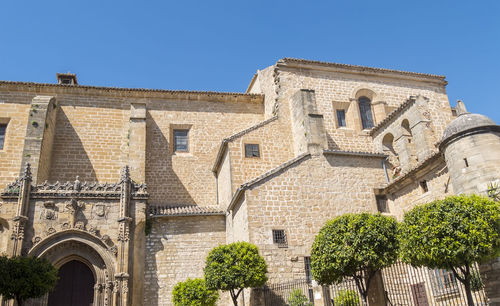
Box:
439 101 500 195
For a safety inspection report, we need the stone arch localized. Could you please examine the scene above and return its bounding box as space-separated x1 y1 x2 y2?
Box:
28 230 116 306
350 87 377 101
382 133 396 155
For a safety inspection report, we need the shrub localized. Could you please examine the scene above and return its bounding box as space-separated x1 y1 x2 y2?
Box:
288 289 312 306
334 289 360 306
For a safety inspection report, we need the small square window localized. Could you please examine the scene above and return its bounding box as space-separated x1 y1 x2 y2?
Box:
336 110 346 127
244 144 260 158
174 129 189 152
376 195 389 213
420 180 429 193
0 124 6 150
272 229 287 247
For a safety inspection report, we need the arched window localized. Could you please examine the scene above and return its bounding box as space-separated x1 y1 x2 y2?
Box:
358 96 374 129
382 133 396 155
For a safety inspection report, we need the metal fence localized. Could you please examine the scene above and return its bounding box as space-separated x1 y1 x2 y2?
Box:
260 262 488 306
258 279 314 306
381 261 487 306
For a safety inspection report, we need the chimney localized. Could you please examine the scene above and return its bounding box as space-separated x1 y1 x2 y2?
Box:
57 73 78 85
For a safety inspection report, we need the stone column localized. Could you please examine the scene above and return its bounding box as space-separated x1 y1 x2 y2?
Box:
128 103 146 183
371 101 387 125
290 90 328 155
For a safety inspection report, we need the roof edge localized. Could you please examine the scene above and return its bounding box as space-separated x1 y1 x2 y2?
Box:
0 80 264 102
277 58 447 85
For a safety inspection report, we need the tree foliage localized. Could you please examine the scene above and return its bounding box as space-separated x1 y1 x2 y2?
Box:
172 278 218 306
0 256 58 306
204 241 268 306
311 213 399 303
399 195 500 305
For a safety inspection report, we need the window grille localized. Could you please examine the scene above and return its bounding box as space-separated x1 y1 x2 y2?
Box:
272 229 287 247
244 144 260 158
336 110 346 127
376 195 389 213
173 129 189 152
0 124 6 150
304 256 312 283
420 180 429 193
358 96 374 129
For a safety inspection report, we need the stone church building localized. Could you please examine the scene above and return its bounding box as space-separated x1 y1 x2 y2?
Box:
0 58 499 305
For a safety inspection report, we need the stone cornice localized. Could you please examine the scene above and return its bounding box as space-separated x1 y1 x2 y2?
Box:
277 58 448 86
0 81 264 104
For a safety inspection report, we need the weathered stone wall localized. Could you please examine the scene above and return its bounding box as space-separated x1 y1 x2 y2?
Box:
444 131 500 195
239 154 386 282
276 67 452 152
386 159 452 220
226 118 295 195
146 98 264 206
144 216 226 306
0 92 31 189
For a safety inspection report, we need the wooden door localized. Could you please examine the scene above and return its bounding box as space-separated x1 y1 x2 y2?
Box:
48 260 95 306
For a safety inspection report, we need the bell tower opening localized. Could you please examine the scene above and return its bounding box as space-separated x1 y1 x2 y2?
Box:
48 260 95 306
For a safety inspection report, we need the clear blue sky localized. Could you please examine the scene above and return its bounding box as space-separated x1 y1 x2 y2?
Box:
1 0 499 122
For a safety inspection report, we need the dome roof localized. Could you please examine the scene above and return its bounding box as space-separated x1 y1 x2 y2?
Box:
441 113 497 143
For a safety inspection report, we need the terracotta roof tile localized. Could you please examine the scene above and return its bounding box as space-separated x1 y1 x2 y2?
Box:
149 205 225 217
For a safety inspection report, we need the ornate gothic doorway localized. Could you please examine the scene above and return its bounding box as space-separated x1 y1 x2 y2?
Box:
48 260 95 306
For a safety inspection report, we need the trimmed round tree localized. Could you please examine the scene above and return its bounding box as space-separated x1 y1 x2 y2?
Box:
172 278 218 306
311 213 399 304
204 241 268 306
0 256 58 306
399 195 500 306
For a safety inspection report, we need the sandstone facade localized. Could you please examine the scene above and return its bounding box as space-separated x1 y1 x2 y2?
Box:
0 58 498 305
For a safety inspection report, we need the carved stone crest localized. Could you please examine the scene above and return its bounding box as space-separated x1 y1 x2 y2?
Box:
92 203 108 219
42 201 57 220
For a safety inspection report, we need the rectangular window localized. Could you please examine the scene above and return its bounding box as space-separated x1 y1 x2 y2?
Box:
272 229 287 247
420 180 429 193
376 195 389 213
304 256 312 283
173 129 189 152
336 110 346 127
244 144 260 158
0 124 6 150
430 269 459 296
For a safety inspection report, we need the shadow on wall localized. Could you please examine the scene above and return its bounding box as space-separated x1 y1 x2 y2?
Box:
326 133 340 150
48 108 97 182
145 113 195 206
144 219 164 306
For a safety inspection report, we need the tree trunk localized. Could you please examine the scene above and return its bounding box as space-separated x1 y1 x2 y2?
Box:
463 278 475 306
15 296 23 306
230 289 239 306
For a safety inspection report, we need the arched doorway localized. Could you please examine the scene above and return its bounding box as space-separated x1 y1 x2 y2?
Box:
48 260 95 306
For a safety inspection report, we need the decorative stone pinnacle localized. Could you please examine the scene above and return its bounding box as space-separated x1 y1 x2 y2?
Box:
74 176 81 191
22 163 32 180
121 166 130 183
456 100 468 116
